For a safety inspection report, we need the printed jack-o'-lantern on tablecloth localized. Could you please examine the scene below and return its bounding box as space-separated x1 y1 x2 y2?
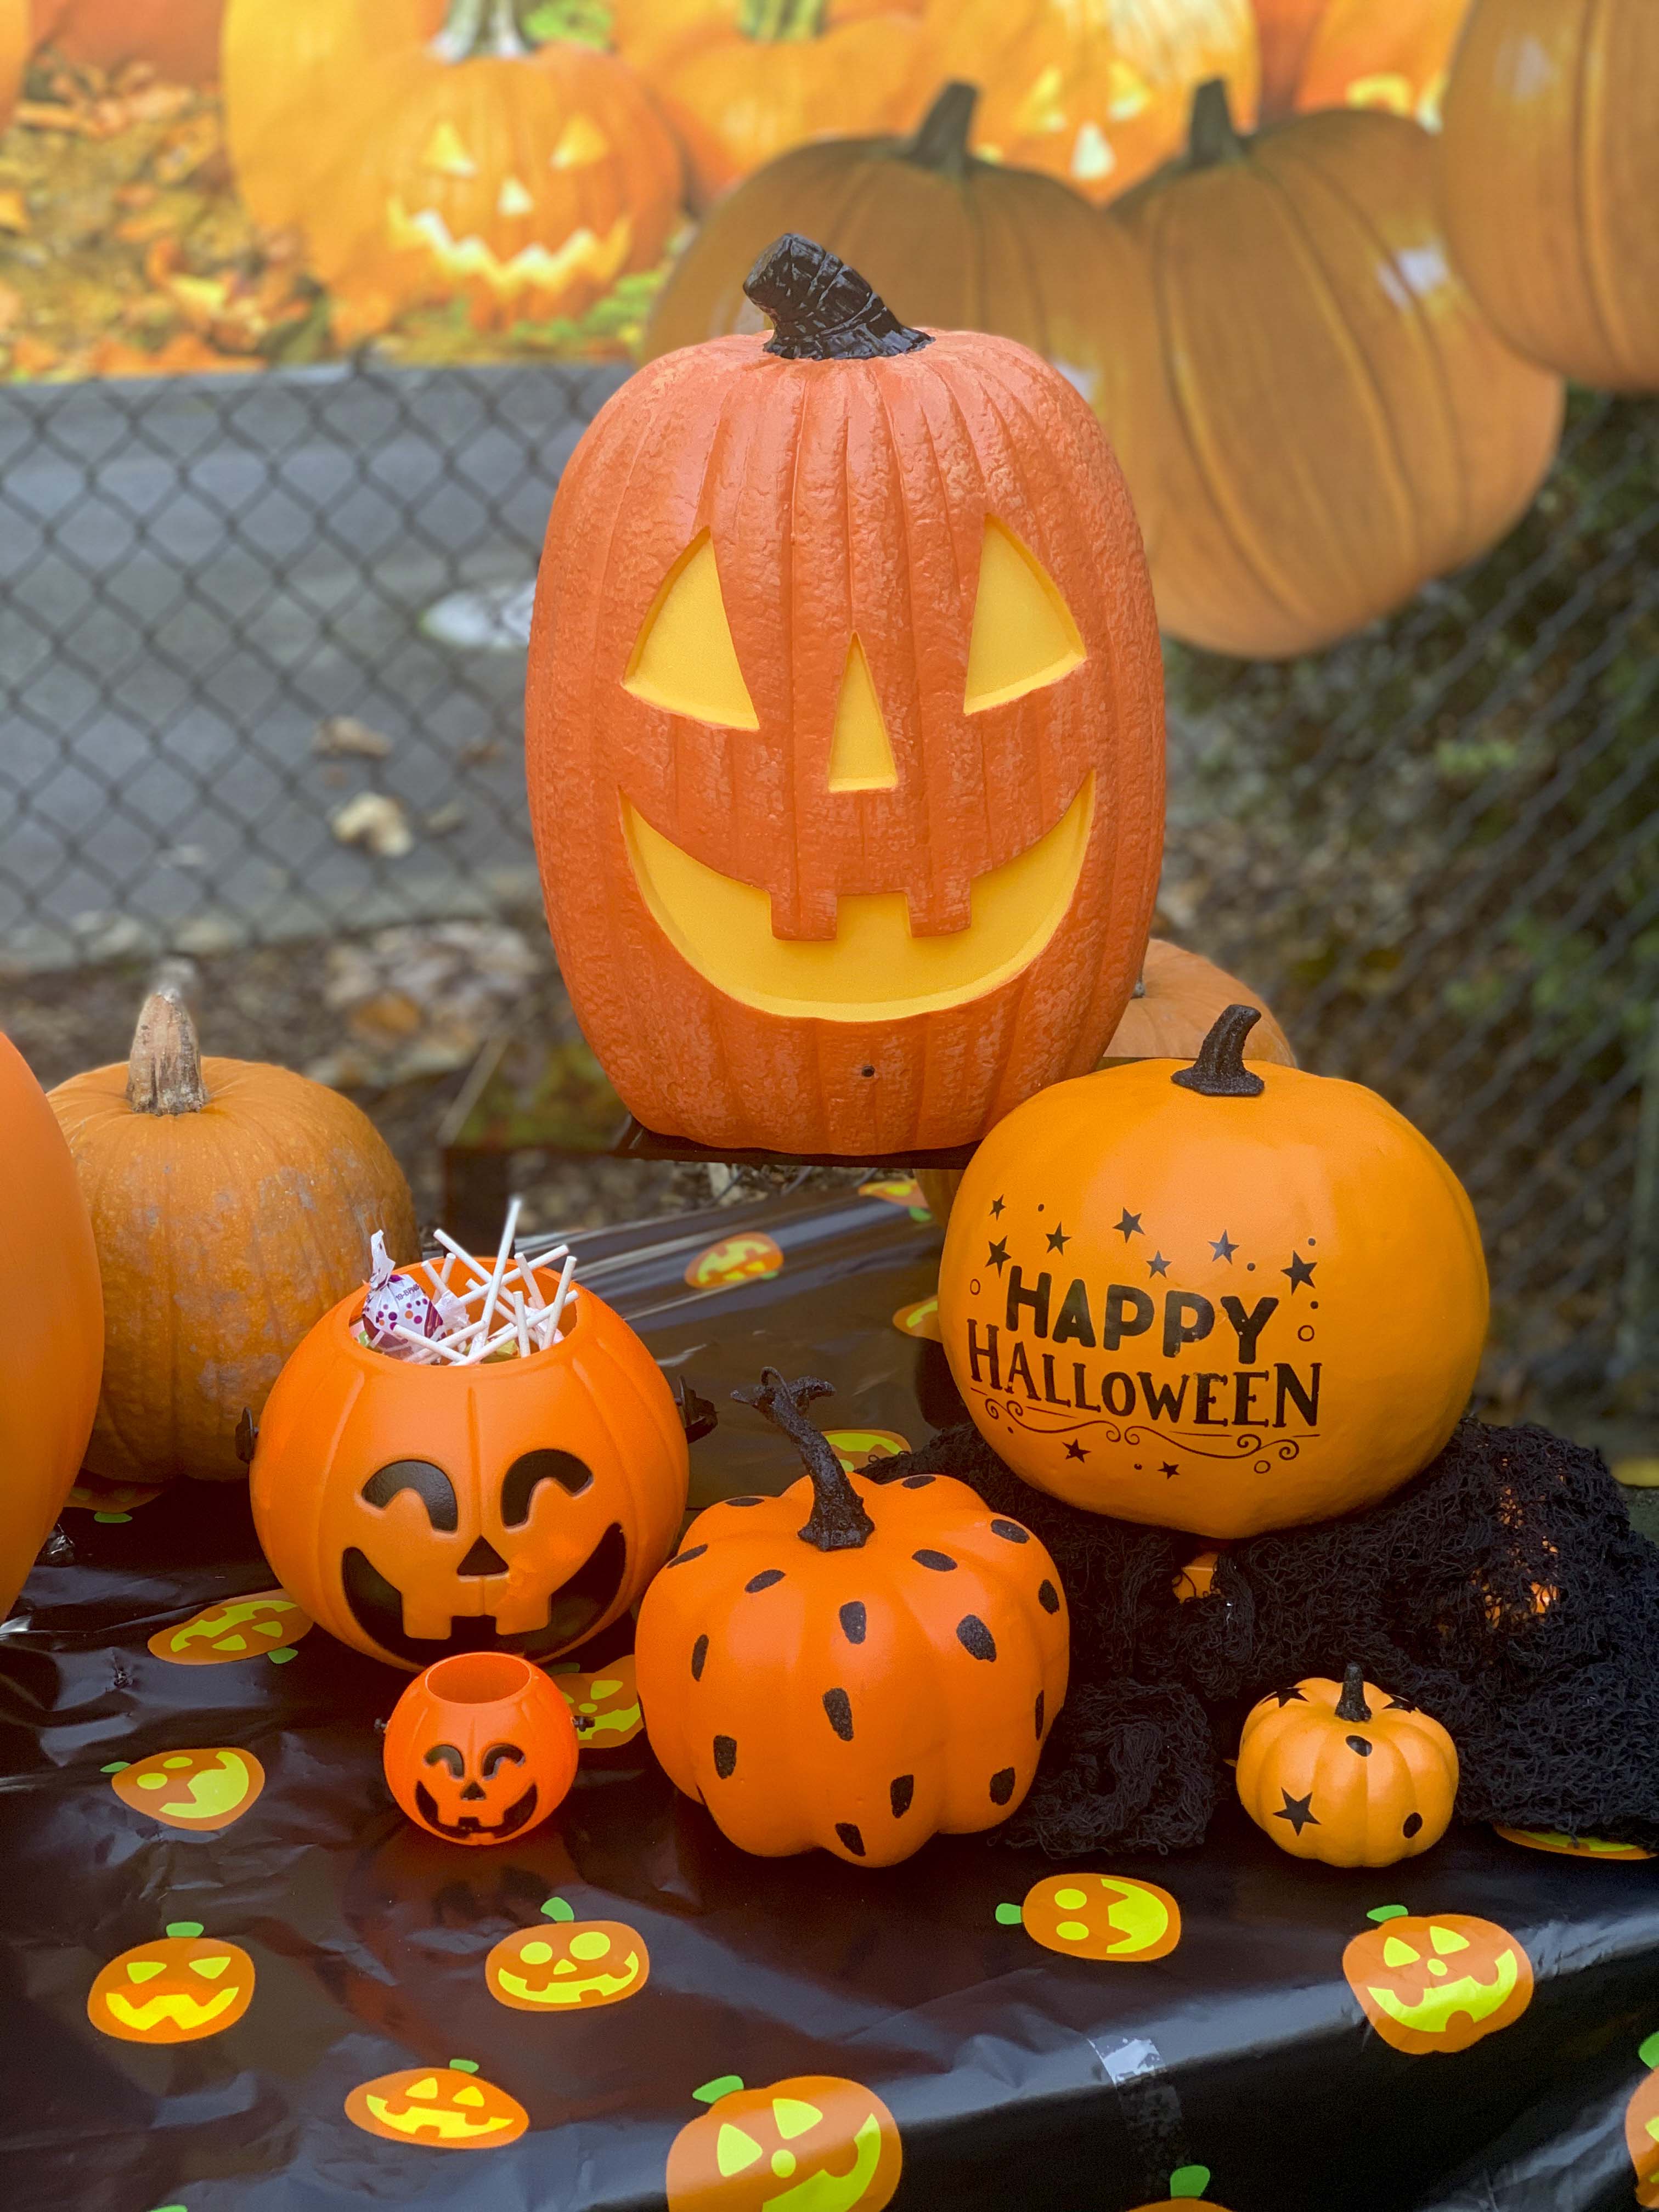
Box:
996 1871 1181 1961
557 1654 644 1749
147 1590 313 1665
526 232 1164 1156
636 1369 1068 1865
1493 1825 1652 1860
345 2057 528 2149
485 1893 650 2011
383 1650 578 1844
87 1920 255 2045
1627 2034 1659 2207
939 1005 1488 1537
667 2073 902 2212
1237 1666 1458 1866
1130 2168 1234 2212
105 1747 266 1832
250 1262 687 1671
1342 1903 1534 2055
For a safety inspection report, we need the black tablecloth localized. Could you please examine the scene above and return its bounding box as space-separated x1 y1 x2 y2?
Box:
3 1188 1657 2212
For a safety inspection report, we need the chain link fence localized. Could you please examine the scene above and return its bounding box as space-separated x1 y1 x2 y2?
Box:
1 363 1655 1429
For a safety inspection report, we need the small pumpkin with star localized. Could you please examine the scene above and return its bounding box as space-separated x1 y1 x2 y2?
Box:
634 1368 1069 1865
1237 1664 1458 1866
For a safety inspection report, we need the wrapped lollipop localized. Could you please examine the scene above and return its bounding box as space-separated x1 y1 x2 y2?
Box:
360 1231 442 1356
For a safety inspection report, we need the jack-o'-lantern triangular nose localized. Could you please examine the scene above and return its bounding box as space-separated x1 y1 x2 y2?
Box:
459 1537 508 1577
826 635 897 792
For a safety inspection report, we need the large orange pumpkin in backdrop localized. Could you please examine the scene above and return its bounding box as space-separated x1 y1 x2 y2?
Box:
1104 83 1563 658
527 233 1165 1157
30 0 224 83
1440 0 1659 392
250 1259 688 1670
0 1031 102 1622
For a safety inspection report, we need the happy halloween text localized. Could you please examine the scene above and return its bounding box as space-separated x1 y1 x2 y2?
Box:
964 1266 1319 1427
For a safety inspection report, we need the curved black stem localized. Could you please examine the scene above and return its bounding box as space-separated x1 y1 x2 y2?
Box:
744 235 932 362
902 82 979 178
1335 1663 1372 1724
1172 1005 1266 1097
1188 77 1248 170
732 1368 876 1551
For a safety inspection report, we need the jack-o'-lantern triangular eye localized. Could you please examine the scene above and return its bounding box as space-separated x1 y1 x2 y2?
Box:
964 520 1085 713
826 636 896 792
716 2123 764 2177
625 532 759 731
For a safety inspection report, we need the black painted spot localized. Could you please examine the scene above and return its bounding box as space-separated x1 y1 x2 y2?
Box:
990 1519 1030 1544
1403 1811 1423 1838
823 1688 854 1741
746 1568 785 1593
914 1549 956 1572
667 1544 707 1568
989 1767 1016 1805
836 1822 866 1857
691 1634 708 1681
1037 1579 1060 1615
1034 1691 1045 1739
712 1734 737 1779
1346 1734 1373 1757
901 1475 935 1489
725 1496 763 1508
839 1600 867 1644
957 1615 996 1661
890 1775 914 1818
1386 1695 1419 1711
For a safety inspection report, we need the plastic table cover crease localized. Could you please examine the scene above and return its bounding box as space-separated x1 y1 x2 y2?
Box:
1 1187 1656 2212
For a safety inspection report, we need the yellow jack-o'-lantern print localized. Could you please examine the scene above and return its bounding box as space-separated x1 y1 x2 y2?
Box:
104 1747 266 1832
88 1921 255 2045
996 1871 1181 1961
485 1894 650 2012
345 2056 528 2148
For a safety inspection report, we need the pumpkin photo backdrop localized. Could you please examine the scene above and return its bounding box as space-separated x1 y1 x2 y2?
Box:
528 232 1165 1155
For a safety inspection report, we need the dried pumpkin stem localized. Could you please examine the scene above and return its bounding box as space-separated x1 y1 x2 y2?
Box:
733 1367 876 1551
1171 1003 1265 1098
904 82 979 179
745 234 932 362
1188 77 1248 170
1334 1663 1372 1723
126 989 208 1116
738 0 828 41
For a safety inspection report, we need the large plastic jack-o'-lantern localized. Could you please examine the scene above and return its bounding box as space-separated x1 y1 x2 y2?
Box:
526 232 1165 1156
250 1260 691 1671
383 1651 579 1846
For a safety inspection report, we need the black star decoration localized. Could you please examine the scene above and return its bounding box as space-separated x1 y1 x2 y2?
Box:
1283 1252 1317 1293
1160 1460 1180 1478
986 1237 1011 1274
989 1196 1006 1218
1115 1209 1142 1240
1046 1222 1070 1253
1273 1686 1308 1707
1210 1231 1238 1262
1147 1251 1170 1278
1063 1441 1088 1461
1274 1790 1319 1835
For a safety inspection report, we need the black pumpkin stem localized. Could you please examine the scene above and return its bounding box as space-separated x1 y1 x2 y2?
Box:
1172 1004 1266 1097
1335 1663 1372 1724
904 81 979 179
1188 77 1248 169
744 234 932 362
732 1368 876 1551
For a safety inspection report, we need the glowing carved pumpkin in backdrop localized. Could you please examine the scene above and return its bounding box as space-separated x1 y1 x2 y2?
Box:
1251 0 1474 126
527 234 1165 1156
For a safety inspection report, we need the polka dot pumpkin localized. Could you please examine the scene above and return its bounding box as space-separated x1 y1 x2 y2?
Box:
635 1369 1069 1866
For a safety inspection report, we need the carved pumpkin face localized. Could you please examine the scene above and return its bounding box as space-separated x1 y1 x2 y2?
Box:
486 1893 650 2011
1626 2034 1659 2209
1342 1905 1534 2055
557 1654 644 1748
105 1747 266 1832
383 1651 578 1846
87 1920 255 2044
526 238 1164 1156
148 1589 312 1665
997 1872 1181 1962
667 2073 902 2212
345 2058 528 2149
250 1267 688 1671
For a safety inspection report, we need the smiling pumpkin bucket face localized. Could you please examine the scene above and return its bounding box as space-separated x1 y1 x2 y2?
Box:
526 238 1164 1156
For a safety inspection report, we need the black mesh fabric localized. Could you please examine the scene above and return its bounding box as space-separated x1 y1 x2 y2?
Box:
876 1419 1659 1855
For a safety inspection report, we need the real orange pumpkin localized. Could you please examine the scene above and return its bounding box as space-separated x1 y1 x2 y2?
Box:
667 2073 902 2212
938 1004 1489 1538
30 0 224 83
1105 82 1564 658
527 233 1165 1156
1342 1902 1533 2054
0 1030 101 1622
298 0 683 342
1249 0 1328 117
923 0 1260 203
1236 1664 1459 1865
48 989 416 1485
1440 0 1659 392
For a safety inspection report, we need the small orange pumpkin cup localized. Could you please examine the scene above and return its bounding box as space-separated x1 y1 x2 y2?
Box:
104 1747 265 1831
667 2073 902 2212
345 2057 528 2149
996 1872 1181 1962
1342 1903 1534 2055
485 1894 650 2012
88 1920 255 2044
383 1650 578 1847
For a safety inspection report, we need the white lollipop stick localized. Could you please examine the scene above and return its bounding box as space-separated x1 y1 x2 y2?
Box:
433 1228 492 1283
513 1290 529 1359
390 1323 466 1364
545 1252 578 1341
474 1197 520 1351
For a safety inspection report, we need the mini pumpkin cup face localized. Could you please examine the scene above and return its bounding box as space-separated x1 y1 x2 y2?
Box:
667 2073 902 2212
1626 2033 1659 2208
105 1747 266 1832
635 1368 1069 1866
1236 1666 1458 1867
345 2057 528 2149
383 1651 578 1845
486 1893 650 2011
88 1921 255 2045
997 1872 1181 1962
250 1265 688 1671
1342 1904 1534 2055
148 1590 312 1665
527 232 1164 1157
